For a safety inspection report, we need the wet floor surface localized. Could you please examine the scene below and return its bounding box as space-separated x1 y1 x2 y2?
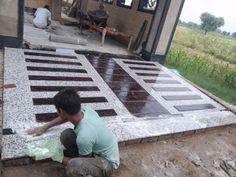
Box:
22 50 223 122
21 50 224 122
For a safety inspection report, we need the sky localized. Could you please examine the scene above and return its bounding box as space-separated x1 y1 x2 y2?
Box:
179 0 236 33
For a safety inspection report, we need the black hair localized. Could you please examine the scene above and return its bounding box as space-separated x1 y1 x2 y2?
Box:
44 5 50 10
53 88 81 115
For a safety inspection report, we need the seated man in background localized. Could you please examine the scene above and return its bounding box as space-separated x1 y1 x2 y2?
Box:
88 3 109 27
33 5 52 29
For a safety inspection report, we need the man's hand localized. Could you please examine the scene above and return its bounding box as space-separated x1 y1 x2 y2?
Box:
98 15 108 20
27 126 47 136
27 117 66 136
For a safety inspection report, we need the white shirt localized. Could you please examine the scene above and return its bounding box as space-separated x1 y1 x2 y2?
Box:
33 8 51 28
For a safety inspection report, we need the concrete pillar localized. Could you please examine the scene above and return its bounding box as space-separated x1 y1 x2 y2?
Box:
142 0 185 64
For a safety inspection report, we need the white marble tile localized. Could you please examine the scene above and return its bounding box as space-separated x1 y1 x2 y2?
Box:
29 80 96 86
114 58 225 114
31 91 104 98
150 84 189 87
2 48 236 160
24 49 76 57
27 71 89 77
26 62 85 69
25 55 79 62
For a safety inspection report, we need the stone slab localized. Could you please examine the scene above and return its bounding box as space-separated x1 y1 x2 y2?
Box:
2 48 236 160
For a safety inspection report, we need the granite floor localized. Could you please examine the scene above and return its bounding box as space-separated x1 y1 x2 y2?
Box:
2 48 236 160
0 50 3 154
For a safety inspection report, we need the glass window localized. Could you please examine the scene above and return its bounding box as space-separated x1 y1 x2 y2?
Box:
117 0 133 8
138 0 157 13
102 0 113 4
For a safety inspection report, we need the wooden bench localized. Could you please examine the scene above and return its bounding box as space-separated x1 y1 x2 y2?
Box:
80 19 133 50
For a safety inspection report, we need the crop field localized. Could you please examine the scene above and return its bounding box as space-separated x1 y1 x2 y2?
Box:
173 25 236 64
165 25 236 105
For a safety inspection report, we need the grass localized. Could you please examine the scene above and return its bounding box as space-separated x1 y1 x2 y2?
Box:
165 46 236 106
173 25 236 65
166 64 236 105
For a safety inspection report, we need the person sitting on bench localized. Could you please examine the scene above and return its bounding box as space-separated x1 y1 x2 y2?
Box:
88 3 109 28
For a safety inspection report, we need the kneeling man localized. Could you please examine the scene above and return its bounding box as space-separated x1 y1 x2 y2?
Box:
28 89 119 177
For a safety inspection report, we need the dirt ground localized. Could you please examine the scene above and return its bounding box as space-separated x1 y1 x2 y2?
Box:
1 125 236 177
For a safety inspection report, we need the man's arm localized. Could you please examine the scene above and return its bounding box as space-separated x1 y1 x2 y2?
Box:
98 15 109 19
47 21 51 26
27 116 67 136
47 11 52 26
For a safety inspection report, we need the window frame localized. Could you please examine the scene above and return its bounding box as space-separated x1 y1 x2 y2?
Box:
138 0 158 14
102 0 113 5
116 0 133 9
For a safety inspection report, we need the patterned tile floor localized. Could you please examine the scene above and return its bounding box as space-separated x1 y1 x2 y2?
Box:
2 48 236 160
0 50 3 155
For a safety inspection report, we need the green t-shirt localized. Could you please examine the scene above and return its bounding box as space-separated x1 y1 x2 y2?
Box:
74 106 120 169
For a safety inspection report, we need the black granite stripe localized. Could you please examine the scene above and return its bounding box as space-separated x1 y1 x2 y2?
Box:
96 109 117 117
29 75 93 81
27 66 87 73
101 75 136 83
123 61 156 66
87 55 170 117
25 58 82 66
115 91 156 102
77 51 142 60
107 82 145 92
144 79 180 84
93 64 122 70
24 52 77 59
137 73 170 77
33 97 108 105
31 86 99 92
95 68 127 76
124 101 169 116
130 66 160 71
35 113 58 122
153 87 191 91
29 48 56 52
174 104 215 111
88 58 116 66
35 109 117 122
163 95 202 101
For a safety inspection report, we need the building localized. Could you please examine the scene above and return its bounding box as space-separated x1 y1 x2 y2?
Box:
0 0 185 63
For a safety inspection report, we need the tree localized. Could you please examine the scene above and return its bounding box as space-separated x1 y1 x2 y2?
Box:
187 21 199 28
222 31 230 36
232 32 236 38
200 12 225 34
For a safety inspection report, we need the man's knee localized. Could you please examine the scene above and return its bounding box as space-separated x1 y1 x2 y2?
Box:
60 128 76 145
66 159 84 177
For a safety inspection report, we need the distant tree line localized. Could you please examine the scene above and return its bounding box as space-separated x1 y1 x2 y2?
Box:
232 32 236 38
179 12 236 38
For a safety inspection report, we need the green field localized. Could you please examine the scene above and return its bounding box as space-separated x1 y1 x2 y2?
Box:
165 25 236 105
173 25 236 64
